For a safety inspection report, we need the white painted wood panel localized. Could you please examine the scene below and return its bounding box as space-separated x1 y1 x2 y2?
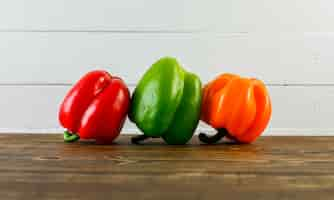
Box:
1 1 334 32
0 0 333 135
0 32 334 84
0 85 332 135
0 0 205 32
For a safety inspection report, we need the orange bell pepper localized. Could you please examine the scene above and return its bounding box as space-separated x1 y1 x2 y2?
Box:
199 73 272 144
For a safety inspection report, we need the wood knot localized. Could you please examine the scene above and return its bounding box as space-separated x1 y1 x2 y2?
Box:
34 156 61 161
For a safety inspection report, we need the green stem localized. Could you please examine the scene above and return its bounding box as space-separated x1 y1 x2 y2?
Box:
198 128 228 144
64 131 80 143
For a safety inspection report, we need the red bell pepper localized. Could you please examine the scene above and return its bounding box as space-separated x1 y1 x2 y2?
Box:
59 70 130 144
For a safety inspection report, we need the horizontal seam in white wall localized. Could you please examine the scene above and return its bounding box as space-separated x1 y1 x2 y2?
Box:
0 30 332 34
0 83 333 87
0 29 207 33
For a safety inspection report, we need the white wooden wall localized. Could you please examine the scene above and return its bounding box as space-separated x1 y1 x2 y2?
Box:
0 0 333 135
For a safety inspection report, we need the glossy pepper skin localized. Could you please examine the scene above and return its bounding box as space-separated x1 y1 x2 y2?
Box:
199 73 272 144
59 70 130 144
129 57 202 145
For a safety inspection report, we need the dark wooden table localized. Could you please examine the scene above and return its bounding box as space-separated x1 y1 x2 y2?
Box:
0 134 333 200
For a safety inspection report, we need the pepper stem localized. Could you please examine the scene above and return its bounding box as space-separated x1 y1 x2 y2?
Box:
131 135 161 144
199 128 228 144
131 135 150 144
63 131 80 143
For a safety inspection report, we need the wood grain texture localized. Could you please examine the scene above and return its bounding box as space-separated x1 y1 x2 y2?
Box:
0 134 333 200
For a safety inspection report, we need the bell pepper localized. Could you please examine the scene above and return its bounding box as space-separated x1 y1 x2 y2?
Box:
199 73 272 144
129 57 202 145
59 70 130 144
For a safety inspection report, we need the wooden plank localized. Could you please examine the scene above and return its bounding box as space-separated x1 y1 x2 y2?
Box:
0 134 333 200
0 1 334 32
0 85 332 135
0 32 334 84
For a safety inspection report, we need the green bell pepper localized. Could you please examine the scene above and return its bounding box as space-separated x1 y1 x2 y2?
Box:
129 57 202 144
